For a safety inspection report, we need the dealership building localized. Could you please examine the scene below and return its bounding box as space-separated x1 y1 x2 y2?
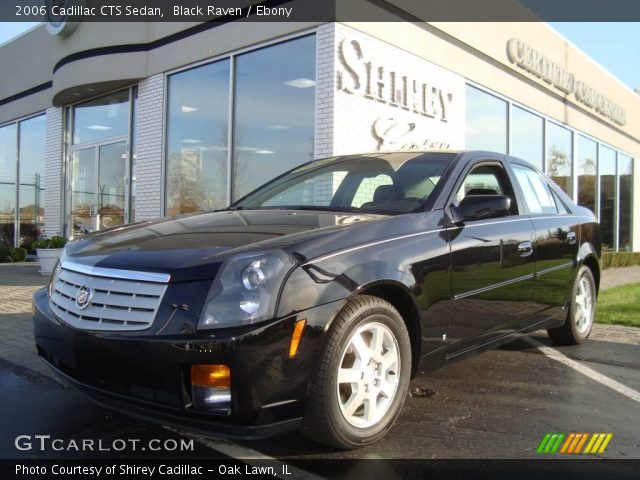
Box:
0 17 638 252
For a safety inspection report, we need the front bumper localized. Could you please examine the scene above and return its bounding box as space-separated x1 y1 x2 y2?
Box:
32 288 337 440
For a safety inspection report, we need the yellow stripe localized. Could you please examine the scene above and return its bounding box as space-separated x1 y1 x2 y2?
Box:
590 434 606 454
560 434 575 454
574 433 589 454
584 433 598 454
598 434 613 454
584 433 598 453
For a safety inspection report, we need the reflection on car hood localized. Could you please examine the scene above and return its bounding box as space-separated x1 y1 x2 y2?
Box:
64 209 385 282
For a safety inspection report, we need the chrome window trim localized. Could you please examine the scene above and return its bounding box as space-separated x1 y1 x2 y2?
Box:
61 261 170 284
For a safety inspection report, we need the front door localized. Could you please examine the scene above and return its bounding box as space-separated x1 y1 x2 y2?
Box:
70 140 128 236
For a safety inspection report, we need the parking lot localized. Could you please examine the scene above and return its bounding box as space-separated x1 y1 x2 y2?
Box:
1 263 639 472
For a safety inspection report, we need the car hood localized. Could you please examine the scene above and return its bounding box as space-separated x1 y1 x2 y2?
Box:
64 209 385 282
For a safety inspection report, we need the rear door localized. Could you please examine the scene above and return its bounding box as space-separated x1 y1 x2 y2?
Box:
446 156 537 355
509 162 579 325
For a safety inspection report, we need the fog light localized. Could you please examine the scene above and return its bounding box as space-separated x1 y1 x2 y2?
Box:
191 364 231 414
289 319 306 358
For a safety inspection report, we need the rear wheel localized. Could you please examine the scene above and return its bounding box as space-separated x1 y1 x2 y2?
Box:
547 265 596 345
302 295 411 449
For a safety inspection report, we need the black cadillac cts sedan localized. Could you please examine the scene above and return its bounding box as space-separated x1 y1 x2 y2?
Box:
33 150 601 448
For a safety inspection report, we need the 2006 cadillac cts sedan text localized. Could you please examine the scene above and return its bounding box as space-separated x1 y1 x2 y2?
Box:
33 151 601 448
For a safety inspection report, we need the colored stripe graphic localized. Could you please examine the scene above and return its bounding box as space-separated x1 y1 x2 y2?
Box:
598 433 613 453
536 433 552 453
567 433 583 453
536 433 565 454
539 433 613 455
574 433 589 453
549 433 565 453
584 433 599 453
584 433 614 454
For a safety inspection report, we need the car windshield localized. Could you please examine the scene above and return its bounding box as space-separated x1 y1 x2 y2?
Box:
232 152 455 214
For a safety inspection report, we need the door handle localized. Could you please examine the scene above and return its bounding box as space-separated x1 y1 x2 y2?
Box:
567 231 577 245
518 241 533 257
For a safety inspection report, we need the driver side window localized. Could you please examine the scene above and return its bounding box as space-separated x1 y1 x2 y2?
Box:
454 163 518 215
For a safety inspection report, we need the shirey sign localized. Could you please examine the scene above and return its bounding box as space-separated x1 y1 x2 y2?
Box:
333 26 465 155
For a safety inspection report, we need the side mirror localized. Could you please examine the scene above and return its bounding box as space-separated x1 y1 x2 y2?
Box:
450 195 511 223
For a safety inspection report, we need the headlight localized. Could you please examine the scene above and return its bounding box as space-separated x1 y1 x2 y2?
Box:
198 251 294 330
48 259 63 298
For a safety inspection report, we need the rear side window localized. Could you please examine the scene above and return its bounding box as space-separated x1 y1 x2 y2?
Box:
512 164 558 214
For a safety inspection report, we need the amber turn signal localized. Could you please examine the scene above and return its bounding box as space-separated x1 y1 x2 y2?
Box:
191 364 231 389
289 319 307 358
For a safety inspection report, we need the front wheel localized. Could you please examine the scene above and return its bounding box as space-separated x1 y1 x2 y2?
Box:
547 265 596 345
302 295 411 449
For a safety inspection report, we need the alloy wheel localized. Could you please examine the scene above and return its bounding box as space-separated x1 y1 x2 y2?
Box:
336 322 401 429
575 276 594 334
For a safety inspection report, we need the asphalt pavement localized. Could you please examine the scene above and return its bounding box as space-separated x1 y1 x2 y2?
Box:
0 263 638 471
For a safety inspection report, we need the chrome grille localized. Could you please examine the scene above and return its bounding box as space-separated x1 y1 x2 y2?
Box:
49 262 169 332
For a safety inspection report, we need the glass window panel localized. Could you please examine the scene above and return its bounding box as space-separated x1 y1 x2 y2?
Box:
18 114 46 246
546 122 573 196
456 171 504 204
238 153 453 214
577 135 597 214
73 90 130 144
351 174 393 208
512 164 558 215
510 106 543 170
70 147 96 237
165 59 230 216
98 141 127 229
465 85 507 153
0 123 17 247
618 153 633 251
233 35 316 199
599 145 616 251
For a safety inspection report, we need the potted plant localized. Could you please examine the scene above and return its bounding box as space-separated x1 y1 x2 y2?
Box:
32 236 67 275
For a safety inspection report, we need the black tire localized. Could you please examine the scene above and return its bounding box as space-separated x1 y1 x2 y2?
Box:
547 265 597 345
302 295 411 449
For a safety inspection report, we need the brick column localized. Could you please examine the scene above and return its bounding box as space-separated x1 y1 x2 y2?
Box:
314 23 336 159
43 107 63 237
135 74 165 221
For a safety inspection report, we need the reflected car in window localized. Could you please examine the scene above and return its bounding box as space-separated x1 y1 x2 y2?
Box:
33 151 601 448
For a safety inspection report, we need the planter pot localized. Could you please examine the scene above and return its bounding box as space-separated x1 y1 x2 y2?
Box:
37 248 63 276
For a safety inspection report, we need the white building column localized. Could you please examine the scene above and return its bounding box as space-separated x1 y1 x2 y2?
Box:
135 74 165 221
633 158 640 252
314 23 336 159
43 107 63 237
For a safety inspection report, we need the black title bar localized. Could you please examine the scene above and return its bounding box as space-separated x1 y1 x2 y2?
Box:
2 458 640 480
2 0 640 23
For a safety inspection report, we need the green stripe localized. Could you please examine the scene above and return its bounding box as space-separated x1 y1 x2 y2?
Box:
544 434 559 453
537 433 552 453
550 433 565 453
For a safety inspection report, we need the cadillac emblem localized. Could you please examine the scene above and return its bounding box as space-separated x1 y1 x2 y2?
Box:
75 285 92 310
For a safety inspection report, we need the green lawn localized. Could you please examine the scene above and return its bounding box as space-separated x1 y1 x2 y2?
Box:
596 282 640 327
